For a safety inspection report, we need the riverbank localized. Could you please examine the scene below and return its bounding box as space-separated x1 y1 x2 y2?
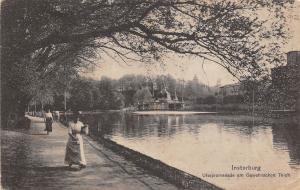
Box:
1 116 180 190
97 137 222 190
88 112 300 190
133 111 217 115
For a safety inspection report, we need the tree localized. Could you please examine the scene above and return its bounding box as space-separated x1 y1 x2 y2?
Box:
69 79 95 111
184 75 204 101
112 92 125 109
97 77 116 109
134 87 153 105
1 0 294 126
165 75 177 95
119 74 149 106
204 95 217 105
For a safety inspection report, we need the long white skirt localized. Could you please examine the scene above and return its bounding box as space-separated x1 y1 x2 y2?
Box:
64 134 86 166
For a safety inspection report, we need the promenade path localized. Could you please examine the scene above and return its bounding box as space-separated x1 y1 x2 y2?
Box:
1 116 179 190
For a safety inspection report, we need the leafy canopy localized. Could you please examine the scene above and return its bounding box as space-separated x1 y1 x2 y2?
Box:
2 0 295 79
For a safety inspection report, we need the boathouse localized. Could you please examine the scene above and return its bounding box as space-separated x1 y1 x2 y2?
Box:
137 88 184 111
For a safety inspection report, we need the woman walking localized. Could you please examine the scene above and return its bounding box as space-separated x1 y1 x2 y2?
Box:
44 109 53 135
64 112 88 169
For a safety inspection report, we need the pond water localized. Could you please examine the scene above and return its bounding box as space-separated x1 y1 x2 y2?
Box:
82 113 300 190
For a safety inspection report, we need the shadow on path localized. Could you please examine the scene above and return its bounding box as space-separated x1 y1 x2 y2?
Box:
1 117 180 190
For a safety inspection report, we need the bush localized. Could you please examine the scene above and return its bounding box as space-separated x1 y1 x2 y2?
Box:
223 95 244 104
204 95 216 104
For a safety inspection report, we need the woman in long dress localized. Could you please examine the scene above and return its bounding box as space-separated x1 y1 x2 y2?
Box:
44 109 53 135
64 113 88 169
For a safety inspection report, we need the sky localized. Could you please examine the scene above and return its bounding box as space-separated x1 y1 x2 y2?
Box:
86 1 300 86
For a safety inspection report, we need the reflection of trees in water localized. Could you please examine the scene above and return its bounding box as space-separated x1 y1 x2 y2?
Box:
122 115 222 138
82 113 122 137
116 115 188 138
272 120 300 165
86 113 300 166
223 123 256 137
85 113 300 166
87 113 272 139
119 114 269 139
209 115 270 138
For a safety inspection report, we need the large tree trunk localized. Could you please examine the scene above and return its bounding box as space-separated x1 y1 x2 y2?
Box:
296 92 300 126
1 47 31 128
1 84 30 128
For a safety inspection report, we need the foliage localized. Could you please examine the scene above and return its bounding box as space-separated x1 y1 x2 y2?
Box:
203 95 217 105
185 75 210 101
223 95 244 104
66 78 124 111
133 87 153 104
1 0 295 126
48 74 217 110
119 75 147 106
8 0 292 77
68 79 95 111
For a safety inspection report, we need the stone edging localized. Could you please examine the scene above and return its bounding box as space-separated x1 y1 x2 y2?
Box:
97 137 223 190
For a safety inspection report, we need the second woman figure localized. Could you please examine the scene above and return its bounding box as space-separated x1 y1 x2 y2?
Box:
44 109 53 135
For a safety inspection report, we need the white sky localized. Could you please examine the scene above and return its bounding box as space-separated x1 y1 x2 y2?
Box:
86 1 300 86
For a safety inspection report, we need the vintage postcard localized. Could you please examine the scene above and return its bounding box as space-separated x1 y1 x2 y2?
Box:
1 0 300 190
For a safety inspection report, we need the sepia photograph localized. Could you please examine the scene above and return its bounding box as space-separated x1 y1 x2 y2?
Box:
1 0 300 190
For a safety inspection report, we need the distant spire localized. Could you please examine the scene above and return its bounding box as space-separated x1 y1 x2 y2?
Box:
192 75 199 82
174 90 178 101
162 75 166 89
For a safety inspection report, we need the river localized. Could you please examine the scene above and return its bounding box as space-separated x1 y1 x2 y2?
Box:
81 112 300 190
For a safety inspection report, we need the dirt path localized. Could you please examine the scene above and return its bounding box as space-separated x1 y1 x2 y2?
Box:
1 116 179 190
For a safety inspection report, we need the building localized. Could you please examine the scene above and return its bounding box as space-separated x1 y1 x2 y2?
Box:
137 88 184 111
216 83 244 104
219 83 243 97
271 51 300 91
271 51 300 111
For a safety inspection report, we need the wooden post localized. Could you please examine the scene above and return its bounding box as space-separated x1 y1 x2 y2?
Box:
64 90 67 111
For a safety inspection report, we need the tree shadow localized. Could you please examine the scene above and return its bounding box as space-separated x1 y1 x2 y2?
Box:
1 165 82 189
31 121 46 123
2 128 49 136
33 166 80 172
16 165 81 172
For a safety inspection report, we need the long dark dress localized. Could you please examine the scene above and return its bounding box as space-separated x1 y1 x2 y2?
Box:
45 118 53 132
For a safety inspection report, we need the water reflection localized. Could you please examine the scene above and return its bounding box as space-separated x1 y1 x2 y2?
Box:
272 121 300 166
83 113 300 190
